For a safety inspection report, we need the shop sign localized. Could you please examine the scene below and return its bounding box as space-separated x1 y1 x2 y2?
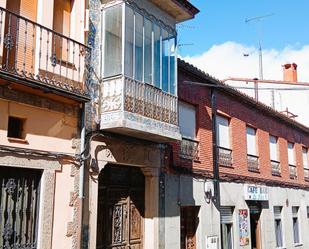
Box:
238 209 249 246
244 184 268 201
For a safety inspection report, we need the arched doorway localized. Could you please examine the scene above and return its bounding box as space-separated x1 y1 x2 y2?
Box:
96 165 145 249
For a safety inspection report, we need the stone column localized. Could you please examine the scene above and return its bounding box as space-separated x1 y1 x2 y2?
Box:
142 167 160 249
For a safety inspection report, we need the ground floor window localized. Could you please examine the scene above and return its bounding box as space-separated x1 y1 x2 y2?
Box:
274 206 283 247
292 206 300 244
0 166 41 248
221 206 234 249
180 206 200 249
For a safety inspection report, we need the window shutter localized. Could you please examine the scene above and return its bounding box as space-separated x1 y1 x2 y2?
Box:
274 206 282 219
288 143 295 165
269 136 278 161
216 115 230 149
179 102 196 139
246 127 257 155
220 206 233 224
303 148 308 169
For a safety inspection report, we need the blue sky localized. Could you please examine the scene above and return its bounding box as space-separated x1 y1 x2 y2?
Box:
178 0 309 57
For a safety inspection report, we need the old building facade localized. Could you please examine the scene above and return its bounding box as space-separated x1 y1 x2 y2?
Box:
0 0 90 248
167 59 309 249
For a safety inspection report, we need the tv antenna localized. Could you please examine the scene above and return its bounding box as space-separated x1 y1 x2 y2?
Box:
245 13 274 104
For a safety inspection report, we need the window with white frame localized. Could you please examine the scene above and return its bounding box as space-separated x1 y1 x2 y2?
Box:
269 136 279 162
216 115 230 149
103 3 177 95
246 127 257 156
292 206 301 244
179 101 196 140
274 206 284 248
288 142 295 165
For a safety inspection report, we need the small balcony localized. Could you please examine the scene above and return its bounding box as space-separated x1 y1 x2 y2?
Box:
100 76 180 141
179 137 199 160
247 155 259 172
271 160 281 176
304 168 309 182
289 165 297 179
0 7 90 101
218 147 232 167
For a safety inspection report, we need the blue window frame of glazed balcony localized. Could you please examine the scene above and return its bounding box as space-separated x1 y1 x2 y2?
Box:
102 5 122 78
104 3 177 95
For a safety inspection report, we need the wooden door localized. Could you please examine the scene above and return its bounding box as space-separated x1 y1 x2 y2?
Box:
181 206 199 249
97 166 144 249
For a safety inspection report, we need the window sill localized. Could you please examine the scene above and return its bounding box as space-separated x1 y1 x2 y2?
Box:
219 164 234 169
7 137 29 144
248 168 260 173
294 243 303 247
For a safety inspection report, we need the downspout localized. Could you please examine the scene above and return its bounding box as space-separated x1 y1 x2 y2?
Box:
78 102 86 248
211 88 222 246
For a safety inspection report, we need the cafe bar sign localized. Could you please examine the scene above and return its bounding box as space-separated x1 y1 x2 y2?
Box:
244 184 268 201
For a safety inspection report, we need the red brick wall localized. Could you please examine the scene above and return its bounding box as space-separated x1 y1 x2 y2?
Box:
172 66 309 187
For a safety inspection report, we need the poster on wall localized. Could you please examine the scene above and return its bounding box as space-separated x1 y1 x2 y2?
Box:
239 209 249 246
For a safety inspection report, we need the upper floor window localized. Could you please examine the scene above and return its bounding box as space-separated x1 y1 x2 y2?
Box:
246 127 257 156
103 3 177 95
269 136 279 162
288 142 295 166
179 101 196 139
216 115 230 149
246 127 259 172
302 147 308 169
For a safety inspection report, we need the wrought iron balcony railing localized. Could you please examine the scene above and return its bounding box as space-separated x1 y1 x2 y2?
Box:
289 165 297 179
124 76 178 126
0 7 91 100
218 146 232 167
304 168 309 181
179 137 199 160
271 160 281 176
247 154 259 172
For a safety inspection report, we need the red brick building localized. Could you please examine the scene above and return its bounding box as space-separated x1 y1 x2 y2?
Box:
164 59 309 249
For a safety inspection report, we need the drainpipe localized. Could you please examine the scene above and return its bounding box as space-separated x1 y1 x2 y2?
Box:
211 88 222 247
78 102 86 248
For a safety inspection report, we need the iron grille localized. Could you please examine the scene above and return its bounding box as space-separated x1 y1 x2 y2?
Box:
247 155 259 172
271 160 281 176
304 169 309 181
218 147 232 167
0 166 41 249
179 138 199 160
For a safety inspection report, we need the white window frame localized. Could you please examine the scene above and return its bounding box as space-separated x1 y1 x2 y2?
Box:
216 115 231 149
302 147 308 169
273 206 284 248
292 206 301 245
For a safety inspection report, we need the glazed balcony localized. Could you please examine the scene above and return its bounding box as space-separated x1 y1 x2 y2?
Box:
100 76 180 141
0 7 90 101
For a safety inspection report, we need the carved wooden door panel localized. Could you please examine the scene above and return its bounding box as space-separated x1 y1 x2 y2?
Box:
181 206 199 249
97 166 144 249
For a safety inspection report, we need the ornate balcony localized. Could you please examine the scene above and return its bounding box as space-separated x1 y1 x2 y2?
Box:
0 7 91 101
100 76 181 142
289 165 297 179
271 160 281 176
218 147 232 167
179 138 199 160
247 155 259 172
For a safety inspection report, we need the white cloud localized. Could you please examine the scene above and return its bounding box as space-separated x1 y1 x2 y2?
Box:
181 41 309 82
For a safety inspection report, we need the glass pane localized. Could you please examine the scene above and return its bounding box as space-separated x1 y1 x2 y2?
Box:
153 24 161 88
103 5 122 78
144 18 152 84
124 6 134 77
169 36 176 95
179 101 196 139
135 13 143 81
162 29 169 92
